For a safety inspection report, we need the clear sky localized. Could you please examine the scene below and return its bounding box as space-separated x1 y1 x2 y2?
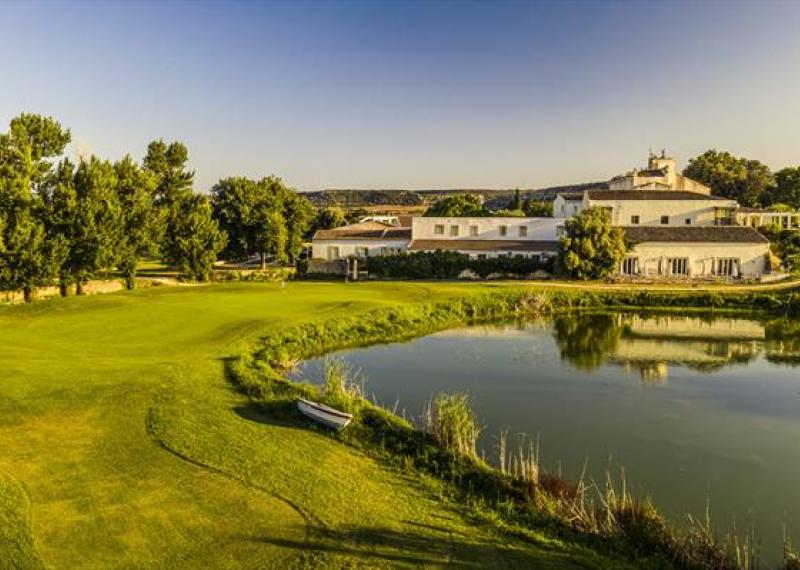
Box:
2 1 799 192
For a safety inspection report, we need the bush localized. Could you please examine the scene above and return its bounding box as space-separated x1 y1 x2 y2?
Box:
367 251 554 279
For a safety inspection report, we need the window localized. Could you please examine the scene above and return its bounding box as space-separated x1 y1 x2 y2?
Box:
477 254 487 260
518 225 528 237
499 225 508 237
449 225 459 236
685 218 692 225
356 247 369 258
326 246 340 260
434 224 444 235
669 257 688 276
621 257 639 275
469 225 478 237
717 258 740 277
631 215 640 225
660 215 669 225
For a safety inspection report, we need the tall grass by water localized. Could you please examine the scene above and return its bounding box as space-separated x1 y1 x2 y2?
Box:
424 392 481 458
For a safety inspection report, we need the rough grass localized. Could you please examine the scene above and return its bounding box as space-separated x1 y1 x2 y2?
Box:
0 471 44 569
0 281 637 569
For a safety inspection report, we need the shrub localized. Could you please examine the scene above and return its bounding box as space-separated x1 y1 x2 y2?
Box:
367 250 553 280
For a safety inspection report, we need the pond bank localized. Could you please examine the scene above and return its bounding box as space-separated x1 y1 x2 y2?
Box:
231 285 800 569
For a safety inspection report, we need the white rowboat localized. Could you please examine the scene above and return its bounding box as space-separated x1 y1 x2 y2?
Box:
297 398 353 430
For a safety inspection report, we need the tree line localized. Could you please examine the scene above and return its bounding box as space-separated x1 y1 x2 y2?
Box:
0 113 315 301
683 150 800 209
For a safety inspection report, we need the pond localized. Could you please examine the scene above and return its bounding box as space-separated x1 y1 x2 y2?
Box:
291 312 800 563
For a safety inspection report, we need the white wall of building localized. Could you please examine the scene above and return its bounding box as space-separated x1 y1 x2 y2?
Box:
311 239 409 260
623 242 769 278
411 216 564 241
553 197 583 218
591 198 737 227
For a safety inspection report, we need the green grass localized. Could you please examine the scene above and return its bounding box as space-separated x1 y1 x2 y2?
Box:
2 280 798 568
0 282 638 569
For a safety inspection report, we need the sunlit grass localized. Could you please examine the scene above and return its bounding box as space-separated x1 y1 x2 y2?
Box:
0 281 620 568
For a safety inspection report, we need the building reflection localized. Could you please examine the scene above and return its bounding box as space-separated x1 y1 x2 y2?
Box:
552 313 800 384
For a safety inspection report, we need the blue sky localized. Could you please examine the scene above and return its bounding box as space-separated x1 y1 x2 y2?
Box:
2 1 799 192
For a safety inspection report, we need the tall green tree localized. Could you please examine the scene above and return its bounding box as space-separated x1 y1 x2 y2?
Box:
523 198 553 217
114 156 160 288
773 167 800 210
510 188 522 211
683 150 775 207
314 206 347 231
281 186 315 263
0 114 71 301
162 192 226 281
424 194 488 217
256 210 288 266
558 207 627 280
211 175 313 267
65 157 122 294
143 140 193 207
210 177 268 264
40 158 78 296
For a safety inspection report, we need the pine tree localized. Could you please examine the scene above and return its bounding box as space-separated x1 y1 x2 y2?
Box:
114 156 159 289
162 193 226 281
0 114 71 301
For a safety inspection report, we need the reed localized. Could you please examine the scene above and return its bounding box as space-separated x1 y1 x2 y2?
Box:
323 357 364 410
425 392 480 459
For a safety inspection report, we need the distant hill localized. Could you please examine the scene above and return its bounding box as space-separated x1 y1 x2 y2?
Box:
302 182 608 211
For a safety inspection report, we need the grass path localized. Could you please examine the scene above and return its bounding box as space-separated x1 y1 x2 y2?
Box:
0 282 639 568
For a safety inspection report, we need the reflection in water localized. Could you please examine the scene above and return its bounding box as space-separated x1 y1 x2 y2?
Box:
553 313 800 383
552 314 623 372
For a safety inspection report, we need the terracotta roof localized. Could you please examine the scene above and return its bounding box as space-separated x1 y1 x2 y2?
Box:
588 190 730 201
624 226 768 244
397 215 414 227
409 239 559 252
314 222 411 240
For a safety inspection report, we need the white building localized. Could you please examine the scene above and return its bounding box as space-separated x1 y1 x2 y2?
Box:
311 221 411 261
310 151 775 280
621 226 769 278
408 216 561 259
608 151 711 194
310 217 561 262
554 190 739 227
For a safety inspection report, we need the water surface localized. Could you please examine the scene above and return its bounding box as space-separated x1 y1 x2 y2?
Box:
293 313 800 562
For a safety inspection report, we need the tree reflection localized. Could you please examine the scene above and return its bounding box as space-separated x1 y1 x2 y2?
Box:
552 313 623 371
764 318 800 366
